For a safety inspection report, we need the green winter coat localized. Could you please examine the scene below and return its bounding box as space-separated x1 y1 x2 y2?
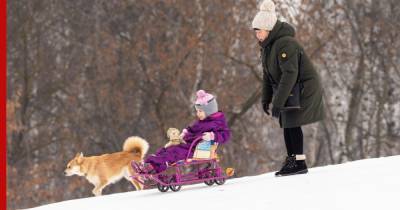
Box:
260 20 324 128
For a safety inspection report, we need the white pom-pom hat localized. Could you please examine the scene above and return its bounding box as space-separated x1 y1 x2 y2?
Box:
252 0 278 31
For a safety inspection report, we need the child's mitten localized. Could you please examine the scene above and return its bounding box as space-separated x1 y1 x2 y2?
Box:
202 132 214 141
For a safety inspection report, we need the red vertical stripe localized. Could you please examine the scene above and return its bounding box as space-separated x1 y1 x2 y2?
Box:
1 0 6 209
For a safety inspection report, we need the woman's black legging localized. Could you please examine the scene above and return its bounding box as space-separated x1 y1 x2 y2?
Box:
283 127 303 156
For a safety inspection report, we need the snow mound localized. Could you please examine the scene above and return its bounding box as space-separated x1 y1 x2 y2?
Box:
28 156 400 210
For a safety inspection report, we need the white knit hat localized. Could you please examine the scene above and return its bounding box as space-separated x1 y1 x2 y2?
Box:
252 0 278 31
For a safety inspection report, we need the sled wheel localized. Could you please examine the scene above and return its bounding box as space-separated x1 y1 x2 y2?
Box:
204 179 215 186
169 177 182 192
170 184 181 192
157 183 169 192
215 178 226 185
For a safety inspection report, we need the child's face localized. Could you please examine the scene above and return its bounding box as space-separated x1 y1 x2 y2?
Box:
196 108 206 120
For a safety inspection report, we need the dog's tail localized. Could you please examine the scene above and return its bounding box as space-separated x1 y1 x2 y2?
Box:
123 136 150 159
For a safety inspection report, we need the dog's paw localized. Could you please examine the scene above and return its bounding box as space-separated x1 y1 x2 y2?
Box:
92 189 102 196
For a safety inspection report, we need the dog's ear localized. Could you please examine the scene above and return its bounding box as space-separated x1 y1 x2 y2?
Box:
75 152 83 158
76 152 84 164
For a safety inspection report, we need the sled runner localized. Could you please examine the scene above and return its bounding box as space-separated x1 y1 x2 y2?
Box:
130 137 234 192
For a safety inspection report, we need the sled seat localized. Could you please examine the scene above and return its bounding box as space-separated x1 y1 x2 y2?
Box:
170 137 219 167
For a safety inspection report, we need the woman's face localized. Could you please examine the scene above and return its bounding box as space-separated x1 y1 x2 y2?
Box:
255 29 269 42
196 108 206 120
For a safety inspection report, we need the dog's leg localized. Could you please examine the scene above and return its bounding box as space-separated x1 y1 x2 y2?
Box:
129 179 143 191
126 167 143 191
92 179 107 196
92 187 100 196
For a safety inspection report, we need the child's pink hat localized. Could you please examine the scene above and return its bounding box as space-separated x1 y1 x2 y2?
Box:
195 90 214 105
195 90 218 117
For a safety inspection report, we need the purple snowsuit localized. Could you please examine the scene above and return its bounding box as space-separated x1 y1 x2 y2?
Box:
144 111 231 173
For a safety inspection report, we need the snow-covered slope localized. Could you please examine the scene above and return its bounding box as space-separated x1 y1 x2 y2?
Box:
28 156 400 210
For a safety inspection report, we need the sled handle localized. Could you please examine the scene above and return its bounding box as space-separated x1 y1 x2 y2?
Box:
186 137 203 160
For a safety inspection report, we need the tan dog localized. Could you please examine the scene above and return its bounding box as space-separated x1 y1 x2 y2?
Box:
165 128 186 148
64 136 149 196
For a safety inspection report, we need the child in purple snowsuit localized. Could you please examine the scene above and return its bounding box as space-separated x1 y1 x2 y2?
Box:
144 90 231 173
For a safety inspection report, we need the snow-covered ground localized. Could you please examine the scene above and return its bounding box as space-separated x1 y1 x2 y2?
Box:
28 156 400 210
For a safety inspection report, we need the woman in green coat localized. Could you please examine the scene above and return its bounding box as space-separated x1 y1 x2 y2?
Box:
252 0 324 176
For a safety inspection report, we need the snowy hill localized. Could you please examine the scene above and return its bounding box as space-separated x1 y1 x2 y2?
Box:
27 156 400 210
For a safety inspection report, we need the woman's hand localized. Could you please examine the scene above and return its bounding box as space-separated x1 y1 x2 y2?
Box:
262 103 270 115
272 106 281 118
202 132 214 141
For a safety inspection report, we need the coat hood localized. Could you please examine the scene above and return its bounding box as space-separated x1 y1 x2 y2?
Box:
259 20 296 48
